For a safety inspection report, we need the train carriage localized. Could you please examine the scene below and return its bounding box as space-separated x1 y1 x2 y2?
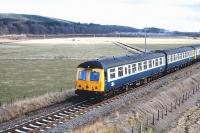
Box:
189 45 200 61
75 52 166 97
162 47 195 70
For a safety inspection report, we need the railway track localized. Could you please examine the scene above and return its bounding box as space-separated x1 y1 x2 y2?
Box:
1 62 199 133
2 87 139 133
113 41 144 53
1 100 93 133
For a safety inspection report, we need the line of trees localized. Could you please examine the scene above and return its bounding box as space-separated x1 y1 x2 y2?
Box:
0 18 139 35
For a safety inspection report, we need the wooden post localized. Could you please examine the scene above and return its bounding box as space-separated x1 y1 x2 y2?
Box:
185 92 187 100
175 99 177 109
139 122 143 133
157 110 160 121
152 113 155 125
170 103 173 112
161 109 164 119
178 98 181 106
182 94 184 103
165 106 168 116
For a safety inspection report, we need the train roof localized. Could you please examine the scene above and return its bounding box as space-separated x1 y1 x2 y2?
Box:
163 46 194 54
78 51 165 70
187 44 200 49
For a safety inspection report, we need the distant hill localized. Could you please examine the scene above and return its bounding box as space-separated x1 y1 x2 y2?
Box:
0 13 199 37
0 13 139 35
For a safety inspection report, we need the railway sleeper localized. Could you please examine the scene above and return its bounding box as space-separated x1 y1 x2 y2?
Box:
22 126 33 131
15 129 27 133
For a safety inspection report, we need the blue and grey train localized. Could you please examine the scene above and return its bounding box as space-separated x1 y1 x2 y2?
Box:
75 45 200 98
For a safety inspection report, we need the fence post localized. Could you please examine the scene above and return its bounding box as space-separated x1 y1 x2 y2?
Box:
139 122 143 133
188 91 190 99
170 103 173 112
152 113 155 125
182 94 184 103
185 92 187 100
175 99 177 109
157 110 160 121
165 106 168 116
161 109 164 119
132 126 134 133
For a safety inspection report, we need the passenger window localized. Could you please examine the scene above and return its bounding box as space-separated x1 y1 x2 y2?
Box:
138 62 142 71
152 60 155 67
168 56 170 63
155 59 159 66
186 52 188 57
174 54 176 60
128 65 131 74
90 72 100 81
159 58 162 65
125 67 127 75
179 53 181 60
171 55 173 62
118 67 123 77
132 64 137 73
148 60 152 68
143 61 147 70
109 68 115 79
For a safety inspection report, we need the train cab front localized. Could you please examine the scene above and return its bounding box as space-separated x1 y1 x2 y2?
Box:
75 66 105 98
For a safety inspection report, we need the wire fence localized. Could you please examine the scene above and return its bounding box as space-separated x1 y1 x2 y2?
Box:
133 83 200 132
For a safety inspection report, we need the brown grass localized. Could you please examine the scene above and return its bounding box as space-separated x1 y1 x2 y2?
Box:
170 102 200 133
71 121 121 133
0 90 74 123
135 75 199 119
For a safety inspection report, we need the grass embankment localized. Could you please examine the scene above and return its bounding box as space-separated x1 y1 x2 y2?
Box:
72 66 200 133
0 90 74 123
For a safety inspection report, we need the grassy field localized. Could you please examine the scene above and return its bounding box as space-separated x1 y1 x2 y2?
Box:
0 37 200 104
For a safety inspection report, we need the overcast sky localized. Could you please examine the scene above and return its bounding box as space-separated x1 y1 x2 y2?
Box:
0 0 200 32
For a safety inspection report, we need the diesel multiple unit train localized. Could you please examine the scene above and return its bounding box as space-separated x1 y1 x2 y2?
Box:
75 45 200 98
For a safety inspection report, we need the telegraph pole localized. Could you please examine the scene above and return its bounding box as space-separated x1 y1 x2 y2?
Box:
144 28 147 52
